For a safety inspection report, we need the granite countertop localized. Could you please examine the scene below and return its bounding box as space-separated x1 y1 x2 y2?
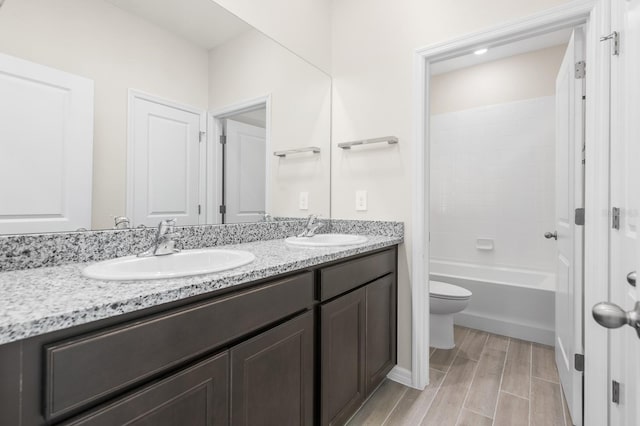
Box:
0 235 402 345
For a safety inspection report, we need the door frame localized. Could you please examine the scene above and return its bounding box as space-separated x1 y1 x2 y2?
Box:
126 89 207 226
411 1 609 423
208 94 272 224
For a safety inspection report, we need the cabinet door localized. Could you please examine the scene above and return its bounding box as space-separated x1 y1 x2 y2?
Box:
62 352 229 426
321 288 366 426
230 311 314 426
365 274 397 395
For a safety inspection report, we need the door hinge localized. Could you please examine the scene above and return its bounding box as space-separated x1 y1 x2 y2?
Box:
198 204 201 215
574 61 586 79
199 131 206 143
612 207 621 230
612 380 620 404
219 135 227 145
601 31 620 56
575 208 585 226
574 353 584 372
219 205 226 214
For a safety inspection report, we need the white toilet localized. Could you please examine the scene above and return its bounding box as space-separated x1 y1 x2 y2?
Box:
429 281 472 349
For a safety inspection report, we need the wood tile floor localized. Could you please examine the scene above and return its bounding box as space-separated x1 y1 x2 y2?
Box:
347 326 572 426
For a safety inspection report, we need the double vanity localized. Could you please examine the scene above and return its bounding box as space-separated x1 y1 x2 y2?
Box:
0 220 402 426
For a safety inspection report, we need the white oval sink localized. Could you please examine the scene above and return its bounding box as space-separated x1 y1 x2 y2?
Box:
82 249 255 281
285 234 368 247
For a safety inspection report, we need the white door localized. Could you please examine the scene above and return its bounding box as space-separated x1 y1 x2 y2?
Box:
554 28 585 426
606 0 640 424
0 53 94 234
128 91 204 227
224 119 265 223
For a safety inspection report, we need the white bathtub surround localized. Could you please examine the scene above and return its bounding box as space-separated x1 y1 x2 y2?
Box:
430 259 555 345
430 96 556 272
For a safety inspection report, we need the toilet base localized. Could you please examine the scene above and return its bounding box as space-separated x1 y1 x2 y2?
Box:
430 313 455 349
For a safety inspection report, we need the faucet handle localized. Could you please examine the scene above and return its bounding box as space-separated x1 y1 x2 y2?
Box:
113 216 130 229
158 218 177 231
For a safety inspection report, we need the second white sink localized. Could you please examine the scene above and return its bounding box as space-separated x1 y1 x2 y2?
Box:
285 233 368 247
82 249 255 281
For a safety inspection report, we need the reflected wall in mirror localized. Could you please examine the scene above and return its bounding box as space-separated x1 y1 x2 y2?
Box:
0 0 331 234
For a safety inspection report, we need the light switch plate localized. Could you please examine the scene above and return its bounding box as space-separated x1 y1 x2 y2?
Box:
355 190 367 211
299 191 309 210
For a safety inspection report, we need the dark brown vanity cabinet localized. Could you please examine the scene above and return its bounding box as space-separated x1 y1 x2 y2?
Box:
0 245 398 426
320 248 397 426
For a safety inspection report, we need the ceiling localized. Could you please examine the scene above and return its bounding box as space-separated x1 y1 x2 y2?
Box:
106 0 252 50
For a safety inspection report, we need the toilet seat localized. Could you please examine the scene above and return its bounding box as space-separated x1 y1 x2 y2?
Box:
429 281 472 300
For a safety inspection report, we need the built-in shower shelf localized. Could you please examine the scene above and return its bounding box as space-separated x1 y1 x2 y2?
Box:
476 238 495 251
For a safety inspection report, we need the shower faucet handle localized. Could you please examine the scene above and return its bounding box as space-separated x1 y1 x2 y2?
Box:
544 231 558 240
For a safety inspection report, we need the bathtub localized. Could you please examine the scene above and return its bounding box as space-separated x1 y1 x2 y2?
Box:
429 259 556 345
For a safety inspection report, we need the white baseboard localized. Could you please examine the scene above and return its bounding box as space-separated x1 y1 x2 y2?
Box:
455 311 554 346
386 365 414 388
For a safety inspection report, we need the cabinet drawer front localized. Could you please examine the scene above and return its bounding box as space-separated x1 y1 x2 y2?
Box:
45 272 314 421
62 351 229 426
319 249 395 301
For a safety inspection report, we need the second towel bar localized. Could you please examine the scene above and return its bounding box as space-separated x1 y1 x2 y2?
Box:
338 136 398 150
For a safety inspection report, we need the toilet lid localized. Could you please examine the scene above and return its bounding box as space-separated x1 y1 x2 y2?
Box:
429 281 472 300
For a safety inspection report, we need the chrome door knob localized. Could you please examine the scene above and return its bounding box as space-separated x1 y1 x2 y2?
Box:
544 231 558 240
627 271 636 287
592 301 640 338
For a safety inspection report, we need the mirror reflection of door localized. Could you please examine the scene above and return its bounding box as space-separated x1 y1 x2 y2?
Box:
221 107 267 224
128 91 205 228
0 53 94 234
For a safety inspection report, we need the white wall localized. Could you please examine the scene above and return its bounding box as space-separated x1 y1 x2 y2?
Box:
431 96 556 271
0 0 209 230
212 0 332 73
330 0 574 371
431 45 567 114
208 30 331 218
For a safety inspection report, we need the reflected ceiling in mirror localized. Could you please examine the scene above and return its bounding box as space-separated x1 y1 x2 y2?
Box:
0 0 330 234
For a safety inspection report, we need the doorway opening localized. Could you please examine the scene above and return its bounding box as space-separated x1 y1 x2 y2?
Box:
209 96 271 224
411 2 609 425
428 27 583 424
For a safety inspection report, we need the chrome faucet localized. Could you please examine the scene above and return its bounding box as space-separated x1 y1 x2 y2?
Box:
261 211 275 222
114 216 131 229
138 219 180 257
297 214 323 237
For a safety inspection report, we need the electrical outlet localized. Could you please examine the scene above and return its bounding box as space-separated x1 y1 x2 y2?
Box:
355 190 367 211
299 191 309 210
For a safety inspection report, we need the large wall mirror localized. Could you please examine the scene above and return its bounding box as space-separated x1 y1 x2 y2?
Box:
0 0 331 234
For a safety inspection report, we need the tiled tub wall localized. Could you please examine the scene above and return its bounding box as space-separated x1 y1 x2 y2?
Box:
0 219 403 272
430 97 556 272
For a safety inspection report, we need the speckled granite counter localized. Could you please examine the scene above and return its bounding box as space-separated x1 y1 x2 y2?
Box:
0 235 402 345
